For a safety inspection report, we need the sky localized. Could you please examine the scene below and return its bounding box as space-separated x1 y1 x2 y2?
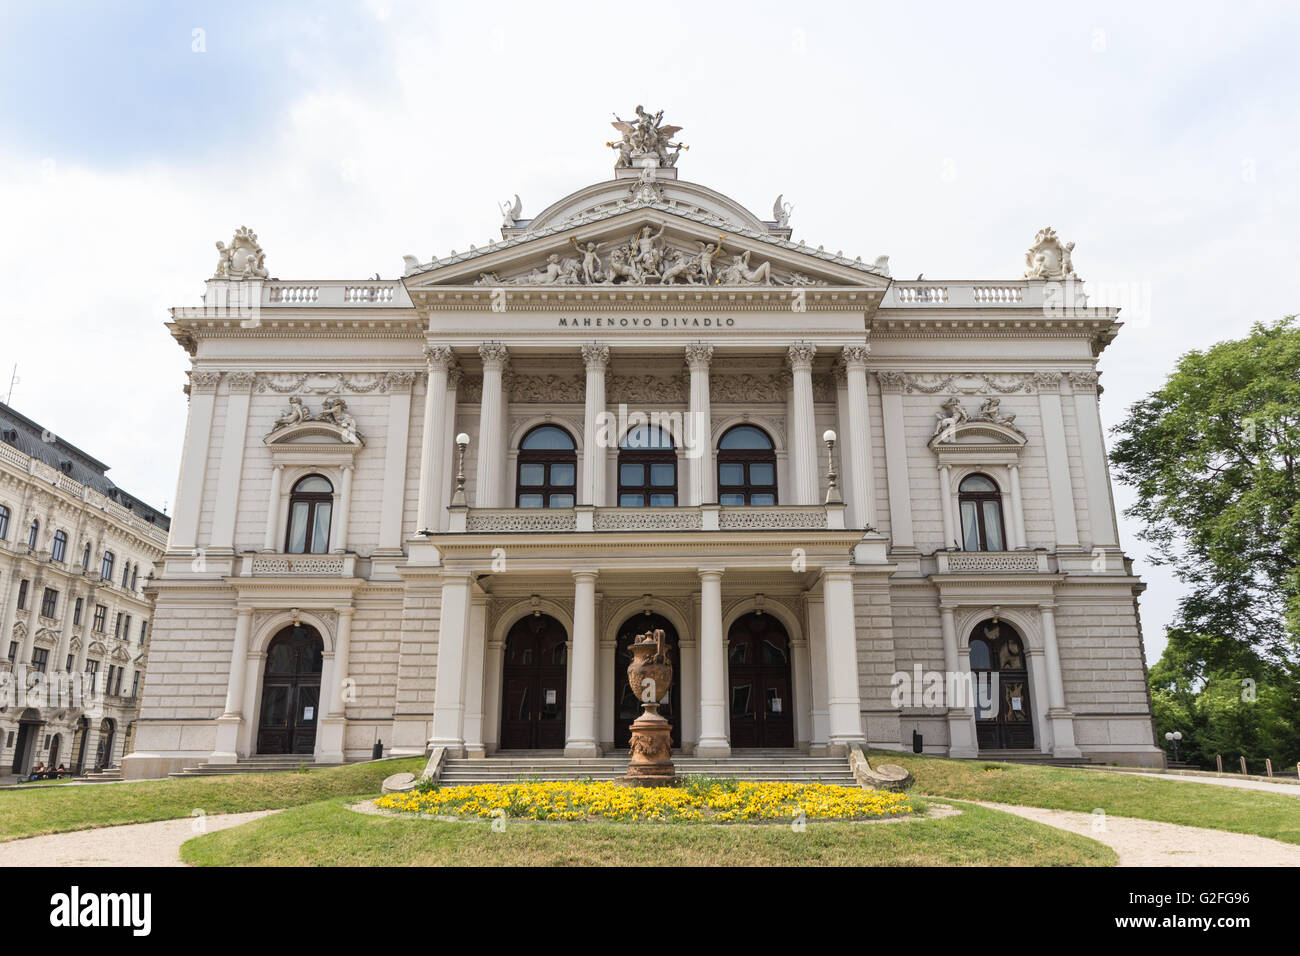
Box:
1 0 1298 663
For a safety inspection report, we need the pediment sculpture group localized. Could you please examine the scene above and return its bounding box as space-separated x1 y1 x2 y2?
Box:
476 226 813 288
932 395 1022 440
270 395 361 443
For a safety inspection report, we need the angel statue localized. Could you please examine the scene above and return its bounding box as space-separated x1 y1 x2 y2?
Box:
499 193 522 228
273 396 311 429
932 397 969 440
609 106 687 167
772 195 793 228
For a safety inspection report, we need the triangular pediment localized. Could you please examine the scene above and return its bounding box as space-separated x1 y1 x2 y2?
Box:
405 207 890 293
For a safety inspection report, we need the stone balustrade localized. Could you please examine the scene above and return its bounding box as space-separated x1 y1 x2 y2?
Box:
457 504 837 534
239 553 356 576
935 550 1051 574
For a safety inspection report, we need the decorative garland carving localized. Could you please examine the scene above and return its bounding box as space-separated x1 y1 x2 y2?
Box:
608 374 686 404
711 373 784 403
254 372 403 395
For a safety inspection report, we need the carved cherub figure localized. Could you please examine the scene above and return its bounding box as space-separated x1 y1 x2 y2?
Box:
319 396 360 442
978 397 1017 427
273 396 310 428
932 396 969 439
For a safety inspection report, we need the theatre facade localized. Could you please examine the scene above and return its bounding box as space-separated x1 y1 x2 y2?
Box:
123 112 1162 777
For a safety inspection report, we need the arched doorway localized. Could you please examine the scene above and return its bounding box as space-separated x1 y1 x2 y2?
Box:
48 733 61 769
614 613 681 749
969 619 1034 749
499 613 567 750
727 612 794 748
95 718 116 769
10 709 42 774
256 624 324 755
73 716 89 773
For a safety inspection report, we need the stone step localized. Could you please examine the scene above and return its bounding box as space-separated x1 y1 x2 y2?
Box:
168 761 342 778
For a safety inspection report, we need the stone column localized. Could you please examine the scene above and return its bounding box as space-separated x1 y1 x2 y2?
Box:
328 609 353 718
209 371 256 552
430 571 471 755
1070 372 1119 548
330 464 354 553
791 634 813 751
685 343 714 505
211 605 254 762
787 343 818 505
696 568 730 756
940 604 978 757
1008 463 1027 549
171 371 220 551
821 568 864 753
565 570 600 756
599 635 617 751
316 607 353 764
805 589 830 751
262 464 284 552
483 636 504 753
377 369 415 551
1035 372 1080 548
475 343 509 509
416 346 455 532
437 367 462 530
842 345 875 528
938 463 956 549
1039 602 1081 757
678 635 698 752
580 344 610 507
462 594 488 757
876 372 915 549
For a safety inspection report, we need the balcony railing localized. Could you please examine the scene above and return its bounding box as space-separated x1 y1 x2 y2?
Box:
457 504 839 534
238 553 357 576
935 550 1050 574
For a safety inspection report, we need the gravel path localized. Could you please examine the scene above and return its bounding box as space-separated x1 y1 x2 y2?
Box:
0 811 279 867
1103 771 1300 797
976 801 1300 866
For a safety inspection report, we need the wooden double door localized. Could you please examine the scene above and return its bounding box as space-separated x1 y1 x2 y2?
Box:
727 612 795 748
969 620 1035 750
614 613 681 749
500 614 568 750
257 625 324 755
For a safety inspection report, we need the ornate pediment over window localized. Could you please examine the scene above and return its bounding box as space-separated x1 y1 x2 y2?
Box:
929 395 1027 465
88 640 107 658
264 395 364 464
34 628 59 648
109 645 132 664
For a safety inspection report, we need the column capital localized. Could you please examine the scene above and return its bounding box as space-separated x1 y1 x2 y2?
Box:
938 602 959 614
697 566 724 580
477 341 510 370
581 342 610 370
384 369 416 393
1032 370 1063 393
1038 601 1058 613
787 341 817 371
820 565 854 582
572 568 600 581
336 606 356 619
684 341 714 370
234 605 255 620
423 344 456 370
841 344 871 369
226 370 257 393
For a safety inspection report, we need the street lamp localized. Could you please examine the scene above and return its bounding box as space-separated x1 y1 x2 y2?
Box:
822 429 841 504
1164 730 1183 762
451 432 470 507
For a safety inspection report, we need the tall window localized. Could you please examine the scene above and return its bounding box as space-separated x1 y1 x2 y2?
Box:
81 542 91 570
139 619 148 644
114 612 123 638
65 654 75 672
51 530 67 563
101 551 115 581
286 475 334 554
92 604 107 633
130 566 138 590
85 659 99 692
131 671 141 697
27 519 39 550
717 425 778 505
73 598 83 626
618 424 677 506
516 425 576 508
41 587 58 619
958 473 1006 552
0 504 9 539
121 562 130 588
17 579 29 611
32 648 48 674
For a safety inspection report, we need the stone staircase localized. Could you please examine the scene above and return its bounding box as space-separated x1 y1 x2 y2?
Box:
439 750 857 786
169 754 342 778
79 766 123 781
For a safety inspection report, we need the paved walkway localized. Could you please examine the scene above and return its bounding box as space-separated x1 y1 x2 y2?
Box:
977 801 1300 866
1104 770 1300 797
0 811 279 867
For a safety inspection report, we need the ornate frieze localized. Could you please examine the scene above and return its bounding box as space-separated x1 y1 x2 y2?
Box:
892 372 1040 395
711 373 783 403
510 375 586 404
254 372 407 394
608 374 686 405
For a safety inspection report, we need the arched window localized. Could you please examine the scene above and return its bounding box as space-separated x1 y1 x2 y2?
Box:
959 474 1006 552
101 551 114 581
81 542 91 570
121 561 131 588
0 504 9 540
516 425 576 508
717 425 777 505
130 566 138 590
28 519 39 550
51 530 67 563
286 475 334 554
618 424 677 506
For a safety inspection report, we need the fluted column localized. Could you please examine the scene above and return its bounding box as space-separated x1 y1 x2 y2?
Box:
787 342 818 504
842 345 875 528
171 371 220 551
696 568 730 756
262 464 284 552
416 346 455 531
685 343 714 505
821 567 864 753
580 344 610 506
566 570 600 756
475 342 509 509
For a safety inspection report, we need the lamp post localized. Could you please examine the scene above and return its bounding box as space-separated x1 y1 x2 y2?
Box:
822 428 841 505
1164 730 1183 763
451 432 470 507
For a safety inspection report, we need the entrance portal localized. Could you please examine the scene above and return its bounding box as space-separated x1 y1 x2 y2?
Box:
499 613 568 750
256 624 324 755
969 619 1034 750
726 612 795 748
614 613 681 749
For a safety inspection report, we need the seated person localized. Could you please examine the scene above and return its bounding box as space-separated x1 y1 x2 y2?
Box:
27 762 46 782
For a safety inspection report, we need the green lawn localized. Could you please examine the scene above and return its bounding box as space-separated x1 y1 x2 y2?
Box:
877 751 1300 845
0 758 424 841
179 797 1115 866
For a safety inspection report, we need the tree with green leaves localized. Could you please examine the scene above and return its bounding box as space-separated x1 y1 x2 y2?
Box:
1111 315 1300 767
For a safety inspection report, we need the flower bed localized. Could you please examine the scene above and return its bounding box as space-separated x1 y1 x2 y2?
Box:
373 778 913 823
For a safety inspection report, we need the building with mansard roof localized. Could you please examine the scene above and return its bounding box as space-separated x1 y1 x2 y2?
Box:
0 401 168 779
123 112 1162 778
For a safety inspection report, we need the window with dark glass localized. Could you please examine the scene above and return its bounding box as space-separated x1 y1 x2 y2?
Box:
16 579 28 611
51 529 67 562
958 473 1006 552
131 671 141 696
92 604 107 633
121 562 130 588
32 648 48 674
285 474 334 554
65 654 74 672
105 665 116 695
7 641 16 662
130 566 138 590
0 504 9 540
112 666 123 696
81 543 90 570
27 519 39 550
516 425 577 508
101 551 114 581
717 425 778 505
73 598 83 626
139 619 148 644
114 612 123 638
40 587 58 619
85 659 99 692
617 424 677 506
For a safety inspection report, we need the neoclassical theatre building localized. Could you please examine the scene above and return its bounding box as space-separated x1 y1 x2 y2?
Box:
124 111 1161 777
